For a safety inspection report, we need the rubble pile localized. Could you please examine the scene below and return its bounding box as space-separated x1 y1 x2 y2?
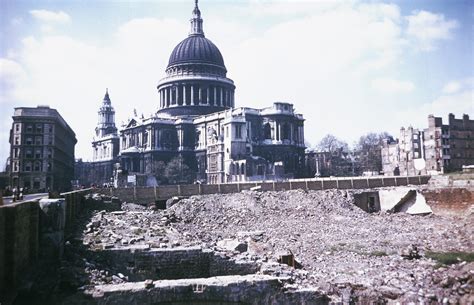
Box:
58 190 473 304
168 189 473 304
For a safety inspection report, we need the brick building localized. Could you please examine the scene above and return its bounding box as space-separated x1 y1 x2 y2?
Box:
382 113 474 175
9 106 77 192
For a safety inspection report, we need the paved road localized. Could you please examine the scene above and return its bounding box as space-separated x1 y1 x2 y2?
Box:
2 193 48 205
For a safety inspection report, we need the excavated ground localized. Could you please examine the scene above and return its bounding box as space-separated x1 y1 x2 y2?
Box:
57 188 473 304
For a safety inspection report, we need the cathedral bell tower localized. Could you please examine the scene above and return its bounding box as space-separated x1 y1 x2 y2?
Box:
95 88 117 138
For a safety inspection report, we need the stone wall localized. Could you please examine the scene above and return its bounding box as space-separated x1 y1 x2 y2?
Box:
98 246 258 282
95 176 431 204
0 189 90 302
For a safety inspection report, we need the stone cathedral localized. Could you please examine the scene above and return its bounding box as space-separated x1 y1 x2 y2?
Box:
88 1 305 186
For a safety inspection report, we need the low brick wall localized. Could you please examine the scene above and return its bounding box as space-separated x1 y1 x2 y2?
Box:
0 189 91 302
94 176 431 204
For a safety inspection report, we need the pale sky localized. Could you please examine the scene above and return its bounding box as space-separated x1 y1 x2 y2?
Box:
0 0 473 166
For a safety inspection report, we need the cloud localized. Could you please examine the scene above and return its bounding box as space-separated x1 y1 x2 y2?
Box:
441 78 474 94
442 81 461 94
371 78 415 93
406 10 458 51
29 9 71 23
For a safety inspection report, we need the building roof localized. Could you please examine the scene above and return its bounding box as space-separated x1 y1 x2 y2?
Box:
167 35 225 69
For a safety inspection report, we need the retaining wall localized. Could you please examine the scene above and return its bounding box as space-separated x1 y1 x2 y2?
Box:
99 246 258 282
96 176 431 204
0 189 91 302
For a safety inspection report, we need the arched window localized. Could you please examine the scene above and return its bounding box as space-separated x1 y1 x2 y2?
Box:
236 164 240 175
263 123 272 140
241 163 245 175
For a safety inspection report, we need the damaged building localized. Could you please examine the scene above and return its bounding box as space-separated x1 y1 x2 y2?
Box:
382 113 474 176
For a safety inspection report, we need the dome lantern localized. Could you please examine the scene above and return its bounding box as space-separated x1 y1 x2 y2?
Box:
190 0 204 36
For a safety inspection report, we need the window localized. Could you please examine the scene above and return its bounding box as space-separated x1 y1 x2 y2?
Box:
26 124 33 133
34 161 41 172
235 125 242 139
13 161 20 172
36 124 43 133
25 148 33 158
15 124 20 132
35 149 42 159
47 149 52 159
24 161 32 172
26 137 33 145
263 123 271 140
35 136 42 145
14 136 20 145
241 163 245 175
48 125 53 133
226 126 229 138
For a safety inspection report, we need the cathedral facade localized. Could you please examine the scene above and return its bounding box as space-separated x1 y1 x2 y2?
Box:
89 1 305 186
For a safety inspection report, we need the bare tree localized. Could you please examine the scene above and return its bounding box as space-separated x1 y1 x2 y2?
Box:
317 134 349 154
354 132 392 174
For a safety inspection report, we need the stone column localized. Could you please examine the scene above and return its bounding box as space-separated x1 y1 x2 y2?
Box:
206 87 210 104
147 128 152 149
183 85 187 105
199 86 202 104
190 85 195 105
220 87 224 107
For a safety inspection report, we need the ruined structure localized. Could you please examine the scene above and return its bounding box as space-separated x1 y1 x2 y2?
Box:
8 106 77 192
382 113 474 175
83 0 305 186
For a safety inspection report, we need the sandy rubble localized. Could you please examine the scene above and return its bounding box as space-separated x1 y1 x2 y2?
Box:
65 189 473 304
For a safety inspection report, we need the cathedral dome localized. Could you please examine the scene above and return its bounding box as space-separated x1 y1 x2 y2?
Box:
157 0 235 117
168 36 225 69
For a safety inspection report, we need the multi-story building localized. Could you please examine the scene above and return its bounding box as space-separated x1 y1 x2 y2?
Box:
424 113 474 173
9 106 77 192
100 0 305 186
381 113 474 175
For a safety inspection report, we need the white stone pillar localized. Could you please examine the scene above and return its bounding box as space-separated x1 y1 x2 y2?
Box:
191 85 195 105
176 85 181 105
199 86 202 104
183 85 187 105
219 87 224 107
206 87 210 104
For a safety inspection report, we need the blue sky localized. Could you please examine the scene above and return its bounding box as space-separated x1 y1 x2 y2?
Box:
0 0 473 165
